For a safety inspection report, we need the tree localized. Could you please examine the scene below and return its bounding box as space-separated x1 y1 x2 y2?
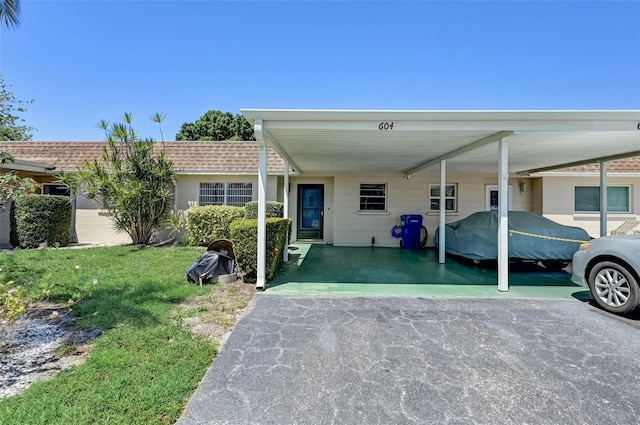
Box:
0 152 38 202
78 113 176 245
0 0 20 29
0 75 34 141
175 110 255 141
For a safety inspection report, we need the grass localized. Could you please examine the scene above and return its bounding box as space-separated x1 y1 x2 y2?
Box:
0 245 254 425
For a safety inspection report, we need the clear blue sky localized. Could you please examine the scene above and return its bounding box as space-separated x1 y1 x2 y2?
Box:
1 0 639 141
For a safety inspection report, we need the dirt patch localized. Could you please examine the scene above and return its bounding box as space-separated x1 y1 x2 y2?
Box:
0 277 256 399
0 302 99 398
174 276 256 348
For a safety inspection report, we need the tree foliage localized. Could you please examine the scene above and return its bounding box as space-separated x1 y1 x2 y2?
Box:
0 152 39 202
0 75 34 141
78 113 176 245
175 110 255 141
0 0 20 29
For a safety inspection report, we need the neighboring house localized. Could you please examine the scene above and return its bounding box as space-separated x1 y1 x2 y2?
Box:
533 159 640 237
0 157 57 248
0 142 285 247
1 140 639 248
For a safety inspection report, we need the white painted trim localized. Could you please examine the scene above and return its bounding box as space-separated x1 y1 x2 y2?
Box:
242 109 640 132
283 160 289 263
498 137 509 292
439 160 446 264
255 118 267 289
531 172 640 178
485 185 513 211
405 131 513 175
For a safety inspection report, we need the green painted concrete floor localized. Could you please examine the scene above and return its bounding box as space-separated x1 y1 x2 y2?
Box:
266 244 591 301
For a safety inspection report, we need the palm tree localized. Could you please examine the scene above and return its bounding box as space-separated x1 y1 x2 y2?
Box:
0 0 21 29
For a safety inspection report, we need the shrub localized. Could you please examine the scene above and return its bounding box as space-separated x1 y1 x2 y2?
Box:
244 201 284 219
78 135 176 245
11 195 71 248
185 205 246 246
230 218 291 283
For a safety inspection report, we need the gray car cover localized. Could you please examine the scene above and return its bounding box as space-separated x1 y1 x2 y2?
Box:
434 211 591 261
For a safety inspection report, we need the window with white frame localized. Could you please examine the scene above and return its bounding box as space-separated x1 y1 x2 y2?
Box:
199 183 252 207
574 185 630 213
429 183 457 212
359 183 387 211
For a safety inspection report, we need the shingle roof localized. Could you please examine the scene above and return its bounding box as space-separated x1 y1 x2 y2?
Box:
1 141 638 174
0 141 285 174
555 158 640 173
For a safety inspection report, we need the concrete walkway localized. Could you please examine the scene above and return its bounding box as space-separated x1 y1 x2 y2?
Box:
177 295 640 425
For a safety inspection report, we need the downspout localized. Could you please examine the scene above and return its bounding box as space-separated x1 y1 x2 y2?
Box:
254 119 267 289
600 161 608 237
498 136 509 292
283 160 289 263
439 160 446 264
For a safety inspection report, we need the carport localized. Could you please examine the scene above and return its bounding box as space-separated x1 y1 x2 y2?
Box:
241 110 640 291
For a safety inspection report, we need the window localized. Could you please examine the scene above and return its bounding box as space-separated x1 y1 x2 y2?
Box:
359 183 387 211
41 183 70 197
574 186 630 213
199 183 252 207
429 184 457 212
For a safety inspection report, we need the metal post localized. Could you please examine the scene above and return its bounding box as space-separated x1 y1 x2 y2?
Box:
255 119 267 289
498 137 509 292
439 160 446 264
600 161 608 237
283 160 289 262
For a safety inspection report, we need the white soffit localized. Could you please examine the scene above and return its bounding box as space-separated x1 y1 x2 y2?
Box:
241 110 640 174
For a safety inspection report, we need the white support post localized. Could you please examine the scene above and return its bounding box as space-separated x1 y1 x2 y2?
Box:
439 160 446 264
498 137 509 292
600 161 608 237
283 160 290 263
255 119 267 290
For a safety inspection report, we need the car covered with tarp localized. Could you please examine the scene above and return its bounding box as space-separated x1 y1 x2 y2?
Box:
434 211 591 264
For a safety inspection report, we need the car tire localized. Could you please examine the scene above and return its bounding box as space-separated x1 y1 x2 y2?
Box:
588 261 640 314
539 260 570 271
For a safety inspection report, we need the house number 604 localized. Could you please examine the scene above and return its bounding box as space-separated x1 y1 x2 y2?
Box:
378 122 394 130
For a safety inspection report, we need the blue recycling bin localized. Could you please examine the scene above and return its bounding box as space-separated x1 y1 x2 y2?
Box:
400 214 423 249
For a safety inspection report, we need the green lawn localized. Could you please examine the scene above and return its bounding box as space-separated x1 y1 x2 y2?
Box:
0 245 252 425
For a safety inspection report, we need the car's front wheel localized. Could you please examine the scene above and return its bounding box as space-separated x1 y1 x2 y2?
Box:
588 261 640 314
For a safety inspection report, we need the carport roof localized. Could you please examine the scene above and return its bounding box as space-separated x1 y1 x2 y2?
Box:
240 109 640 175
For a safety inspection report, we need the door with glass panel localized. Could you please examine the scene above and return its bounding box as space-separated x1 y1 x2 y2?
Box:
297 184 324 239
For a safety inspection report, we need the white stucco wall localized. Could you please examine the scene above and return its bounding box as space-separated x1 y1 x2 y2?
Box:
175 174 280 211
75 209 131 245
541 175 639 238
292 172 532 248
40 175 284 246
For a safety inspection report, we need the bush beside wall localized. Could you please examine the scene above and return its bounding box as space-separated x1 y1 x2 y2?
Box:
244 201 284 219
230 218 291 284
185 205 246 246
11 195 71 248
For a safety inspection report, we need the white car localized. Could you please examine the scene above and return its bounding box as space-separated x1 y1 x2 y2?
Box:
572 234 640 314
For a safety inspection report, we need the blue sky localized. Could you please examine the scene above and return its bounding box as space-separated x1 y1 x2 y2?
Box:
1 0 639 141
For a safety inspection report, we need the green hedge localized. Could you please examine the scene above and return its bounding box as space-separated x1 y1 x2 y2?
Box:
185 205 246 246
230 218 291 284
244 201 284 219
11 195 71 249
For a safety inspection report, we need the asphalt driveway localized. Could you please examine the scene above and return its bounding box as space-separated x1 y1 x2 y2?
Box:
177 295 640 425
